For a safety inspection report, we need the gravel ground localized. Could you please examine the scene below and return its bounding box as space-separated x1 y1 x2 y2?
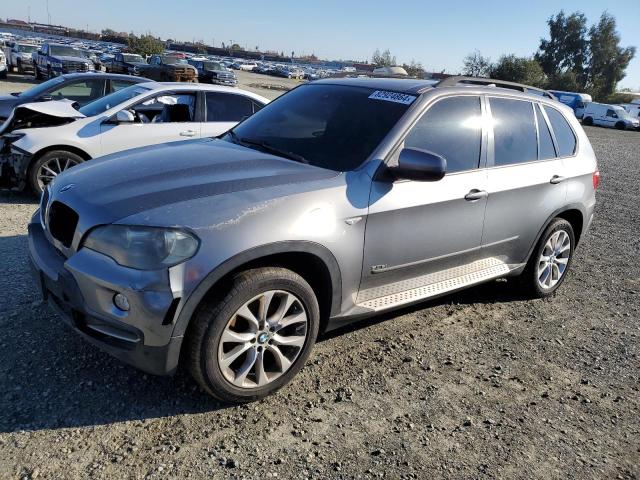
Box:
0 91 638 479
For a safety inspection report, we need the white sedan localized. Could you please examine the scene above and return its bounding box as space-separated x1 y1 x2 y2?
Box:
1 82 269 193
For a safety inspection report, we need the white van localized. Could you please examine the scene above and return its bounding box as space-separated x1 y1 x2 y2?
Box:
582 102 640 130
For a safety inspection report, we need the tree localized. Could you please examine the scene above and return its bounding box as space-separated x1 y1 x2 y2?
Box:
463 50 491 77
587 12 636 100
127 34 164 57
402 60 425 77
536 11 589 87
372 48 396 67
490 54 546 87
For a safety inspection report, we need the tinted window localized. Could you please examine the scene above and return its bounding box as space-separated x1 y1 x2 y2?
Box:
49 79 105 104
404 96 482 173
228 84 411 172
490 98 537 166
206 93 255 122
544 105 576 157
110 79 137 92
535 104 556 160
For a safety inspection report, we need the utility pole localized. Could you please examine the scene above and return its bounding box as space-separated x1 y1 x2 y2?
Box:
28 5 31 23
46 0 51 24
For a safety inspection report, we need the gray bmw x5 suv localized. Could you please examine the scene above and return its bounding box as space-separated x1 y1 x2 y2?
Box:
29 77 598 402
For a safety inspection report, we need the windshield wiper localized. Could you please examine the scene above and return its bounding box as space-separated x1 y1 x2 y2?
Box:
240 137 309 164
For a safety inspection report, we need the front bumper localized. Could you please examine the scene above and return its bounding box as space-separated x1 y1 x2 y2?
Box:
28 215 183 375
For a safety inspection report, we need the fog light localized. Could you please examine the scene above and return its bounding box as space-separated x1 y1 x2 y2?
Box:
113 293 130 311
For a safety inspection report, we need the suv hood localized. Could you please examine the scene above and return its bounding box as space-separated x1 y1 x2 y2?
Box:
51 55 90 63
0 99 84 135
50 139 338 225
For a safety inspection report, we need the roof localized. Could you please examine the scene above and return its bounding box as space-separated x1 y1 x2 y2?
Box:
137 82 270 102
59 72 148 82
311 77 437 94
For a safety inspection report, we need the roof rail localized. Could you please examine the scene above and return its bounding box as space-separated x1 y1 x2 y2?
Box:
436 76 555 99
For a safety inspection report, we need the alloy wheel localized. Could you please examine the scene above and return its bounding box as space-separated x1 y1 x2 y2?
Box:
37 156 81 190
537 230 571 290
217 290 308 389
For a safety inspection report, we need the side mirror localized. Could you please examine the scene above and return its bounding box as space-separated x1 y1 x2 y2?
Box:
392 147 446 182
114 110 135 123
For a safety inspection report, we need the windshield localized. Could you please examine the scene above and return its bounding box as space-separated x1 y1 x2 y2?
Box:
226 84 413 171
17 44 38 53
204 61 223 70
123 54 144 63
79 85 151 116
162 56 187 65
615 108 633 120
50 45 86 57
18 76 65 98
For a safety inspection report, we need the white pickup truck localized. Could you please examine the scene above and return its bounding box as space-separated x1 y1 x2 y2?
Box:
2 42 38 74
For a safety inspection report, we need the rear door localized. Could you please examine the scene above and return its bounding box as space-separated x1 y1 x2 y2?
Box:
98 91 201 156
481 97 569 265
201 91 264 137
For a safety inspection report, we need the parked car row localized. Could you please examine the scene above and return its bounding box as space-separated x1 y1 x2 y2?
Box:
550 90 640 131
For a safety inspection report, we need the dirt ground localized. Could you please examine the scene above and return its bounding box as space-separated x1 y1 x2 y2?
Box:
0 74 638 479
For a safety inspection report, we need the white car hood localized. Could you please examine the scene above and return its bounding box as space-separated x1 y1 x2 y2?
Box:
0 99 85 135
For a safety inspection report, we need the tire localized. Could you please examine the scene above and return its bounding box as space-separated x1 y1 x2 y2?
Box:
34 65 42 80
46 66 52 79
519 218 575 298
16 60 23 74
582 117 593 126
615 121 626 130
185 267 320 403
0 69 6 79
28 150 85 195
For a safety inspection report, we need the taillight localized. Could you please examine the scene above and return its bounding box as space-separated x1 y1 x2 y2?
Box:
592 170 600 190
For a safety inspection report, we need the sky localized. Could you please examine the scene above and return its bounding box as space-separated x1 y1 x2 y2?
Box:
4 0 640 89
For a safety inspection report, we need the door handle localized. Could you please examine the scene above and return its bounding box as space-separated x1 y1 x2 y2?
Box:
550 175 566 184
464 189 488 201
180 130 197 137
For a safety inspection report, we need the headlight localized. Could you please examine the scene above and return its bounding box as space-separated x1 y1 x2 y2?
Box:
83 225 199 270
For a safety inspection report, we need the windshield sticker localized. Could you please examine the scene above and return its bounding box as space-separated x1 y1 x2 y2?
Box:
369 90 416 105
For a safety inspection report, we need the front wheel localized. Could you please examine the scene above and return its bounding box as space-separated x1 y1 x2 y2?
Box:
519 218 575 298
615 121 626 130
582 116 593 126
29 150 85 195
185 267 320 402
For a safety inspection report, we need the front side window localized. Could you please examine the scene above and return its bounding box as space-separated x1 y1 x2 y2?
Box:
132 93 196 123
226 84 412 172
490 97 537 166
543 105 576 157
49 79 105 103
206 93 256 122
404 96 482 173
606 109 616 117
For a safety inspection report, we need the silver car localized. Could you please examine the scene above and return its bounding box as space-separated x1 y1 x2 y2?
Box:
28 77 598 402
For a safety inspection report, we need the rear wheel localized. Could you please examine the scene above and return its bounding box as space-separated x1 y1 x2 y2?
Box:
582 116 593 126
185 267 320 402
519 218 575 298
29 150 85 195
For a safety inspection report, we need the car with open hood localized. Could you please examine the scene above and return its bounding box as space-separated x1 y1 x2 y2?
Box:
0 82 268 193
28 77 598 403
0 72 147 123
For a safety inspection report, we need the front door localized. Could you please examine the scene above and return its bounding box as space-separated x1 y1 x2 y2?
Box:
99 91 201 156
360 95 488 300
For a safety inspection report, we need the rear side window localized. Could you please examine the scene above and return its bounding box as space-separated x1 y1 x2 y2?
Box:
490 98 537 166
544 106 576 157
206 92 256 122
404 96 482 173
535 104 556 160
110 79 137 92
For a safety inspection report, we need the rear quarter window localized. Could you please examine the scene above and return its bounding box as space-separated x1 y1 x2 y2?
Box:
543 105 577 157
490 97 537 166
